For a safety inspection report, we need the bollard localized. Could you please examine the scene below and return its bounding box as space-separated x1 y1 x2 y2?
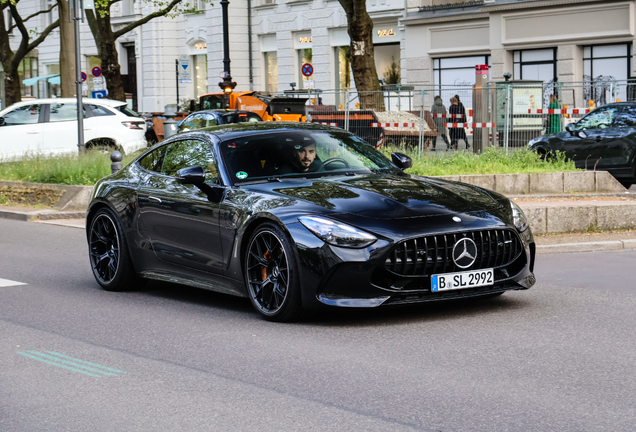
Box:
110 151 123 175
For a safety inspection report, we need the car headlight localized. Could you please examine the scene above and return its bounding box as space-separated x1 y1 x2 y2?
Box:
511 201 528 232
299 216 377 248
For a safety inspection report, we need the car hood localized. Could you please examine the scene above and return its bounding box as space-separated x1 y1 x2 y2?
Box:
243 173 505 220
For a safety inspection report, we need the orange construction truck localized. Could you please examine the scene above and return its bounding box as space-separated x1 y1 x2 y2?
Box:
198 91 308 122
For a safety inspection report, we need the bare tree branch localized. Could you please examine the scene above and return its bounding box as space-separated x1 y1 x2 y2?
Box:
9 3 58 32
27 18 60 52
113 0 183 39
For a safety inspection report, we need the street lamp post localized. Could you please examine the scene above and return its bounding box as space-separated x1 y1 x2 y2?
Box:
71 0 85 152
218 0 236 108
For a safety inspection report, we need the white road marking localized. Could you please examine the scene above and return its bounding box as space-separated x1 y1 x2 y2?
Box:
0 278 27 287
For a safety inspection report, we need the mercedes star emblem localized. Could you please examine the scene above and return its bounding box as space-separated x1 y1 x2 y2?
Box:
452 238 477 269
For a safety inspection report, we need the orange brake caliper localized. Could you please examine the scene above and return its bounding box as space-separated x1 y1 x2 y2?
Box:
261 251 272 282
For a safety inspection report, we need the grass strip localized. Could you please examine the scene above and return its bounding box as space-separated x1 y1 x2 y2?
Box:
381 146 577 177
0 150 139 186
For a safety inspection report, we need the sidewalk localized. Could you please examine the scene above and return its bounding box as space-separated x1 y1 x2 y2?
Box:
2 202 636 254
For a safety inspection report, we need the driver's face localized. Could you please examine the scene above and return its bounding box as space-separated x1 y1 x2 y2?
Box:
295 144 316 171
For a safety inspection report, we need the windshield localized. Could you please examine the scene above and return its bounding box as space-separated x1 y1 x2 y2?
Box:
220 130 396 184
200 95 223 110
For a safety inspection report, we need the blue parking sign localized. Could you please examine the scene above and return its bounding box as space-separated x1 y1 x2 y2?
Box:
92 90 107 99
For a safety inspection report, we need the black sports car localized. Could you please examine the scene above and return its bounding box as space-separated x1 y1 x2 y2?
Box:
528 102 636 187
86 122 536 321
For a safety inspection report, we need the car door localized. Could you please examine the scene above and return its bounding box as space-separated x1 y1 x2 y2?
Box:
0 104 44 159
136 138 225 273
605 105 636 171
43 102 96 155
564 106 622 169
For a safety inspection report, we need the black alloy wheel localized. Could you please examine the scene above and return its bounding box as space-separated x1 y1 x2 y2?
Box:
88 208 137 291
245 223 303 321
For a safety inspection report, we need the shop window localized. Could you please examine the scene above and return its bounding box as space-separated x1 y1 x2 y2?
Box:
513 48 557 83
583 43 632 82
264 52 278 93
375 43 400 85
46 64 60 98
433 55 490 87
19 57 38 98
193 54 208 99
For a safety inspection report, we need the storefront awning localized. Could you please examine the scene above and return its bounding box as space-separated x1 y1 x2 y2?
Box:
22 74 60 86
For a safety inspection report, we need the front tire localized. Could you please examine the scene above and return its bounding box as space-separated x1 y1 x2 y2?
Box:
244 223 304 322
88 207 138 291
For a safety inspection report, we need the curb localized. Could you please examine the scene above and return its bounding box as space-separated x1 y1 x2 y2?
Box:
537 239 636 254
0 208 85 222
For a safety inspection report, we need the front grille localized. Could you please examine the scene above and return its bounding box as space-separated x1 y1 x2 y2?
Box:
384 229 523 277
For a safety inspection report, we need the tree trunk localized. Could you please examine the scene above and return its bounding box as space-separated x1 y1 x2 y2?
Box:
337 0 384 110
4 69 21 106
88 12 125 102
58 0 76 97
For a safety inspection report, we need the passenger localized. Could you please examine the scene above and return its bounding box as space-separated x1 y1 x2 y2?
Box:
277 139 324 174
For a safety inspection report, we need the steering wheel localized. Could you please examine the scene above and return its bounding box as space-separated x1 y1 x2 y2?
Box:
323 157 350 169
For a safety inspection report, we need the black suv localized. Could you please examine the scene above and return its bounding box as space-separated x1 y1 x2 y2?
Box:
529 102 636 187
178 109 261 133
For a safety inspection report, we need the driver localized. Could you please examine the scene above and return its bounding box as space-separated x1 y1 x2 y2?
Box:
278 137 324 174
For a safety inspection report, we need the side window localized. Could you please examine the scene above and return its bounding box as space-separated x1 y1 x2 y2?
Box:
2 104 41 125
201 113 218 127
614 107 636 127
161 139 218 182
49 103 87 122
89 105 116 116
576 107 620 130
138 145 168 173
181 114 204 131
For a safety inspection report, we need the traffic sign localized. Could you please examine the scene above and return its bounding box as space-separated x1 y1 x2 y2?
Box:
302 63 313 77
81 72 87 82
92 90 107 98
178 55 192 84
92 67 102 77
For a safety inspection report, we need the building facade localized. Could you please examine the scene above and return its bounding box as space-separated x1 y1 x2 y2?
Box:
3 0 636 113
403 0 636 87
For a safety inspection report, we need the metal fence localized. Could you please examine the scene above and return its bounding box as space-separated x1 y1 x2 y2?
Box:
284 80 636 154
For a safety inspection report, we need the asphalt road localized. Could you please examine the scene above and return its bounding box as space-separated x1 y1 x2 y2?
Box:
1 218 635 432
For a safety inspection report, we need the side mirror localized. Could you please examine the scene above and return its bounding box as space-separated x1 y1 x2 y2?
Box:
0 117 5 126
565 123 575 133
176 165 206 185
391 152 413 170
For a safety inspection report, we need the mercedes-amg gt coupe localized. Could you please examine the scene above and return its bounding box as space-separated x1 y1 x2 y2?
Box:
86 122 536 321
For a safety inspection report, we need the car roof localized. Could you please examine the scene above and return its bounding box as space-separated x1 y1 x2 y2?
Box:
0 98 126 113
186 122 343 141
189 109 259 116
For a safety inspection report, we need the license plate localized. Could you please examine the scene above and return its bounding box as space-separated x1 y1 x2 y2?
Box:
431 268 494 292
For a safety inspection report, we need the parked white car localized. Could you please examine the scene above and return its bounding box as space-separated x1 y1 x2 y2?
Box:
0 98 147 161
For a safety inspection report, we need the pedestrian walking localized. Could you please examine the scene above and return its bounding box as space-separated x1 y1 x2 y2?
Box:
454 94 469 148
547 94 562 134
449 97 469 150
431 96 450 150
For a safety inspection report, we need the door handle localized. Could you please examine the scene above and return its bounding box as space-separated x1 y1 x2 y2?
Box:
27 130 39 134
594 136 603 142
148 196 162 203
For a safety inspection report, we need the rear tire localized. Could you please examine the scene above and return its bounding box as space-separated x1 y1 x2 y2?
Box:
244 223 304 322
88 207 138 291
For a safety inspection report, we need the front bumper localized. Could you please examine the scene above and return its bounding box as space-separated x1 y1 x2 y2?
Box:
288 221 536 309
